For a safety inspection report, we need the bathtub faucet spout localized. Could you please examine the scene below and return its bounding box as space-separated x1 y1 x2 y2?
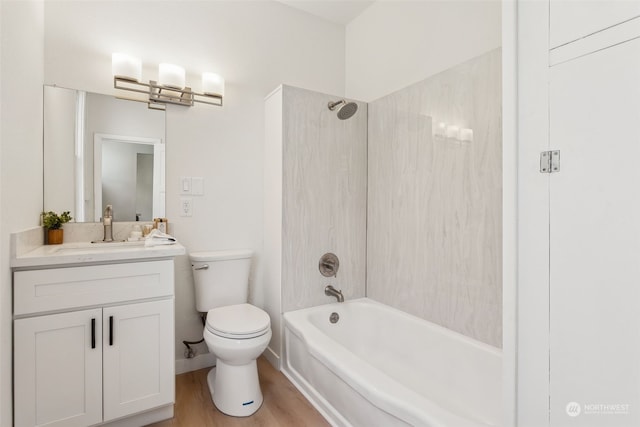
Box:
325 285 344 303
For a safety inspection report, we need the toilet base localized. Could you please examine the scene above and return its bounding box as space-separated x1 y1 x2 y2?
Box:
207 359 263 417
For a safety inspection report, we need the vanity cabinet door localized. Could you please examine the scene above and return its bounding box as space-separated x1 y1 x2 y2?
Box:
14 309 103 427
103 299 174 422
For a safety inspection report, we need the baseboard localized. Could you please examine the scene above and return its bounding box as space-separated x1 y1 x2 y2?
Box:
176 347 279 375
101 405 173 426
175 352 216 375
263 345 281 370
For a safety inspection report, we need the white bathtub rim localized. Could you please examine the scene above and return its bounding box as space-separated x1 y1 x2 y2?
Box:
287 297 501 357
283 298 498 426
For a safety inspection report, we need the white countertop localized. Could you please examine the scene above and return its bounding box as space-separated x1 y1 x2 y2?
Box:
11 241 186 268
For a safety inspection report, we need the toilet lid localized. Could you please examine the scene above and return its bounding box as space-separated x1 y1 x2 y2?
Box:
206 304 270 339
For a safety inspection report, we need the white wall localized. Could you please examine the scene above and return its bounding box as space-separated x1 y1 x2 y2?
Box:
0 1 45 425
345 1 501 102
43 85 76 215
43 0 346 366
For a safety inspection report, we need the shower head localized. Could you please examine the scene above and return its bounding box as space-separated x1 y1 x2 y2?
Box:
328 99 358 120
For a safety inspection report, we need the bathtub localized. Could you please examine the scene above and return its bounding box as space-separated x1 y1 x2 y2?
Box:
282 298 501 427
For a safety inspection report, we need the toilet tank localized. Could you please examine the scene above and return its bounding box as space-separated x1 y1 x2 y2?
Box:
190 249 253 312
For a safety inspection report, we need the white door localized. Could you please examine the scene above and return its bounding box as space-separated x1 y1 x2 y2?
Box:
549 38 640 425
14 309 103 427
103 299 174 421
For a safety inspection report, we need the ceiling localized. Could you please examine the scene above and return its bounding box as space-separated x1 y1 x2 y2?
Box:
277 1 375 25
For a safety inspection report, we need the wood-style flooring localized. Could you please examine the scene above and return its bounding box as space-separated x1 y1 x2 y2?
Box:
147 357 330 427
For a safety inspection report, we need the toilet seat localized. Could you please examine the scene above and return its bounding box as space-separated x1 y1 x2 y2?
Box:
206 303 270 339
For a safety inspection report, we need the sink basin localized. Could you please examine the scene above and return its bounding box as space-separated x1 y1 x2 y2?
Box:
53 241 146 254
90 239 127 244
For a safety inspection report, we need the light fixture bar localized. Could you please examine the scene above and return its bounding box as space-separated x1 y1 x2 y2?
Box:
114 94 167 111
149 81 194 107
114 77 151 95
114 78 166 110
193 93 223 106
114 76 223 108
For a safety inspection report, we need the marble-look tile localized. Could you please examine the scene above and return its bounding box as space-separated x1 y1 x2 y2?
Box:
367 49 502 347
282 86 367 312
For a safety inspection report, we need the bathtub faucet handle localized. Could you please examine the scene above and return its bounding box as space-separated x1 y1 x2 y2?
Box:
319 253 340 278
324 285 344 303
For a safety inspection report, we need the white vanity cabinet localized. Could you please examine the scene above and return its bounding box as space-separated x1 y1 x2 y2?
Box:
13 259 176 427
102 299 173 421
14 308 103 427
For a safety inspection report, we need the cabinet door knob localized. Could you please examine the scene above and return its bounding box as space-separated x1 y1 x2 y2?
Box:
91 318 96 349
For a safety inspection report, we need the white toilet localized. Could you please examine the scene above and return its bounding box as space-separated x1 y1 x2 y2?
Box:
190 249 272 417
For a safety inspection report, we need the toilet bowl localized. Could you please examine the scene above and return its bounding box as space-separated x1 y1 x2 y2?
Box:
203 303 271 416
190 250 272 417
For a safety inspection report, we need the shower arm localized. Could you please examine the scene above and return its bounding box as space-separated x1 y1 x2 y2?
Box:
328 100 345 111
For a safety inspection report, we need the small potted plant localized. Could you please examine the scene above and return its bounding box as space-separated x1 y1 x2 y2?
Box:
42 211 72 245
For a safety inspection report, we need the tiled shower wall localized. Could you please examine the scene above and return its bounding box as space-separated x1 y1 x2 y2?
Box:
367 49 502 347
281 85 368 312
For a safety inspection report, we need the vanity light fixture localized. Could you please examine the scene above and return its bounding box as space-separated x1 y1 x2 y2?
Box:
112 53 224 110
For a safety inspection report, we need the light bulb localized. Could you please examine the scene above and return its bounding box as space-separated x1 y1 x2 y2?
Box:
158 63 186 89
112 53 142 82
202 72 224 97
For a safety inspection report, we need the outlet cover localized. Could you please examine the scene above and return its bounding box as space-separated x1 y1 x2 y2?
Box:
180 197 193 217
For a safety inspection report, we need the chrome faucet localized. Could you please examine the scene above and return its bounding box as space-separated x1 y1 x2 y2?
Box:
102 204 114 242
325 285 344 303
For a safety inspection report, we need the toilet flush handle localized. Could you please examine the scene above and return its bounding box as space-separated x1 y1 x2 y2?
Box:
194 264 209 270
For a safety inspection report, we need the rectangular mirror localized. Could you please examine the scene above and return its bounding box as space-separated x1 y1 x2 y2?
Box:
44 85 166 222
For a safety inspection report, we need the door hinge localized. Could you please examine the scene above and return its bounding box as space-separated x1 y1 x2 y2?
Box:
540 150 560 173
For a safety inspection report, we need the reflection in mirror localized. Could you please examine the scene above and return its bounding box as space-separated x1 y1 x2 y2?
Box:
43 86 166 222
94 134 165 222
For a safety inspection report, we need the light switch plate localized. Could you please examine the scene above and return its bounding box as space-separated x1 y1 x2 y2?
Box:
192 177 204 195
180 176 192 194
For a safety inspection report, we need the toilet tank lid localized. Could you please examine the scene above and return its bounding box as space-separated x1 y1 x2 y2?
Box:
189 249 253 262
